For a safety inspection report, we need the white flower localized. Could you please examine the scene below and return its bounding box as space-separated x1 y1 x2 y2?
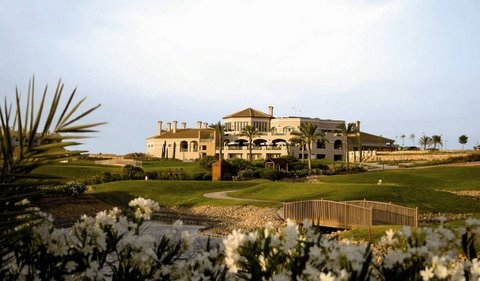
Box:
466 218 480 226
420 266 434 281
223 229 246 273
400 226 412 238
319 271 335 281
281 219 299 251
129 197 160 221
14 198 30 206
383 249 410 269
471 258 480 276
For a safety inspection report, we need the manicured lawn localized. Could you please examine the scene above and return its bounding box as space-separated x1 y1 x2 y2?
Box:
92 180 267 208
33 159 209 181
229 165 480 213
34 160 122 180
91 165 480 214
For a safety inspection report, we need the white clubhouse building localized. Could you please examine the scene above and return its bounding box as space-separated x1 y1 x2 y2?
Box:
146 106 394 162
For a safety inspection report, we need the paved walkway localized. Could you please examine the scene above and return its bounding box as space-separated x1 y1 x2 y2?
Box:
203 190 277 203
203 190 284 219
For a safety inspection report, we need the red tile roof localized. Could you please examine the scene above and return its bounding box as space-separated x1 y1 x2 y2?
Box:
223 108 271 118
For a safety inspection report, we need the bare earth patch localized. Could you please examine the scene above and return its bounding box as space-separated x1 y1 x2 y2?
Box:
36 194 284 236
35 194 116 227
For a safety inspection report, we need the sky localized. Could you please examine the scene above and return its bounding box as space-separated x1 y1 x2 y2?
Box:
1 0 479 154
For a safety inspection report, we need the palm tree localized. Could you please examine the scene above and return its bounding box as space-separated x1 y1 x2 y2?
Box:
0 78 104 267
459 134 468 150
209 121 225 160
409 134 415 146
418 135 433 150
289 135 305 161
335 122 358 169
240 125 259 162
292 122 327 170
400 134 406 148
431 135 443 150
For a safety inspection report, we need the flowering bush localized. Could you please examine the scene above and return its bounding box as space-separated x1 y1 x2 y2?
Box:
3 197 480 280
50 181 87 197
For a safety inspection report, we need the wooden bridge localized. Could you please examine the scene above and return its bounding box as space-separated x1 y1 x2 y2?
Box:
283 199 418 229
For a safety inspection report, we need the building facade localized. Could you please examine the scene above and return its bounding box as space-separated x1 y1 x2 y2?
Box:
145 106 394 161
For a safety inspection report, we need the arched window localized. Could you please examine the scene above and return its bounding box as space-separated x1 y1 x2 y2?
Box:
334 140 342 150
180 141 188 152
316 140 326 149
190 141 198 152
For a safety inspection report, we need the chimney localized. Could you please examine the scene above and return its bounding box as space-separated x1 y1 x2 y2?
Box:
203 122 208 129
156 121 163 135
167 122 172 132
356 120 361 132
173 120 178 133
197 121 202 128
268 106 274 116
182 122 187 129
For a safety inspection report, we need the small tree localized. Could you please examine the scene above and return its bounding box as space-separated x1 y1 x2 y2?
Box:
459 134 468 150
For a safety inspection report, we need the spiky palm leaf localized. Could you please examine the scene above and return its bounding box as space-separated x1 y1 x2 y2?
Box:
0 77 104 271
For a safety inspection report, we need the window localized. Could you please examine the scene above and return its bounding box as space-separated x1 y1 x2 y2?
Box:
316 141 326 149
180 141 188 152
334 140 342 150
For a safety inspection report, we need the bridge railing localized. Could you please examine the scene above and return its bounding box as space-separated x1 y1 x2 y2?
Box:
283 200 373 229
283 199 418 229
345 200 418 227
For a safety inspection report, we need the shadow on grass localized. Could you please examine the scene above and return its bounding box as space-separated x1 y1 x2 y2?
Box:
91 190 136 210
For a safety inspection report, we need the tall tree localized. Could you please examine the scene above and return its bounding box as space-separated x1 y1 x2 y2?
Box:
209 121 225 160
459 134 468 150
292 122 327 170
431 135 443 150
0 78 104 267
400 134 406 148
335 122 358 169
240 125 259 162
409 134 415 146
289 135 305 162
418 135 433 150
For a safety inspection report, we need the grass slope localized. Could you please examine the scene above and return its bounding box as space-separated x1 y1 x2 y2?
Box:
91 165 480 214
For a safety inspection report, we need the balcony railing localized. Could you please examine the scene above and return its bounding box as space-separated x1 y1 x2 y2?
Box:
223 146 283 151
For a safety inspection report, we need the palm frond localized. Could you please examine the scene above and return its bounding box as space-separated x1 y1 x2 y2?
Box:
0 77 104 263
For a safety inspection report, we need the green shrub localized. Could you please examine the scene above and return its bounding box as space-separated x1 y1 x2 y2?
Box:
191 172 207 180
156 168 187 180
50 181 87 197
289 161 307 171
122 165 145 180
197 155 217 169
228 158 252 175
237 169 256 180
259 168 287 180
202 173 212 180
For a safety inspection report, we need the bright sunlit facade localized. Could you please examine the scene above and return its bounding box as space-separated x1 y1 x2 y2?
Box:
146 106 394 161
